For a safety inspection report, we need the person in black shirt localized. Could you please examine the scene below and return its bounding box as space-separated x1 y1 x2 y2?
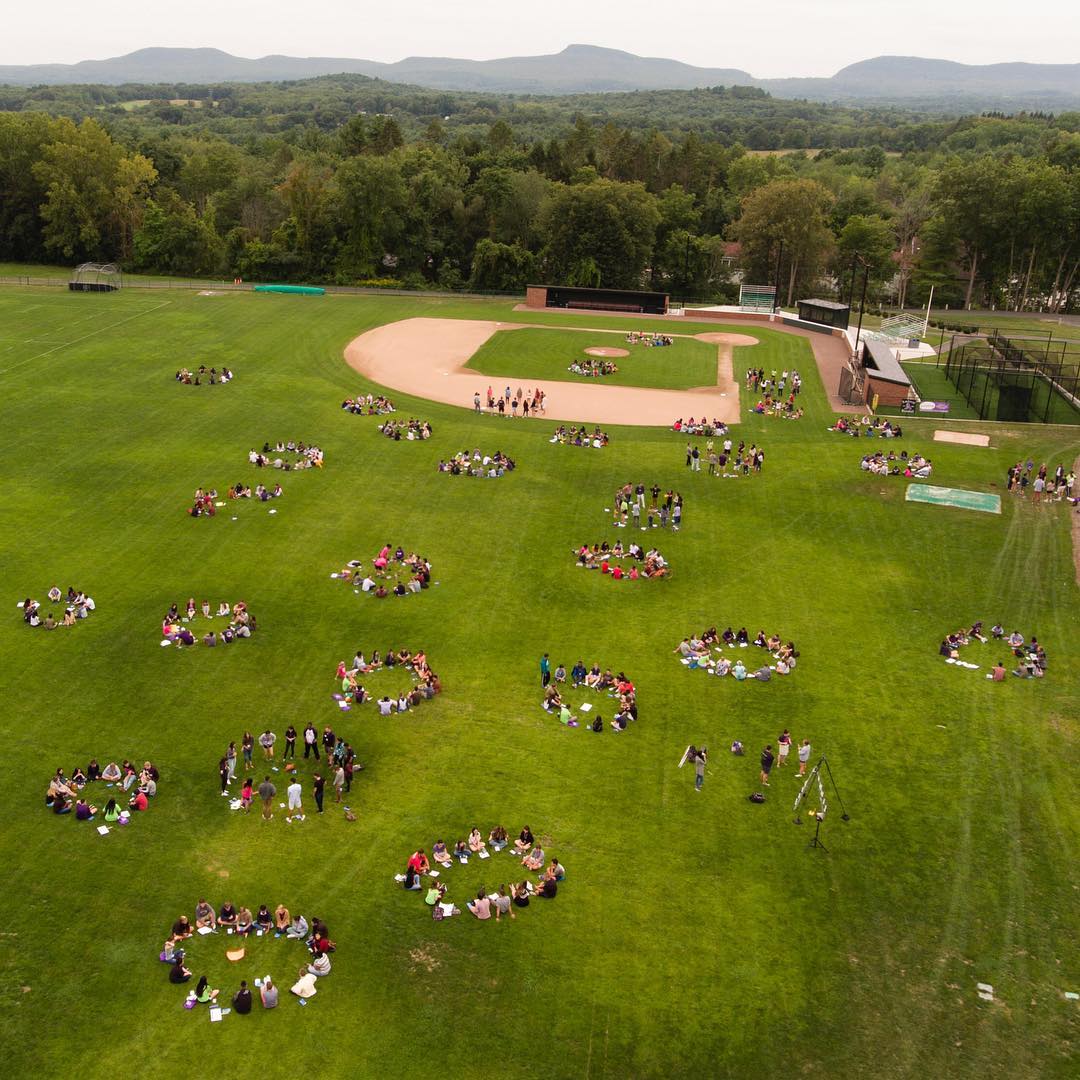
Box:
760 745 775 786
169 955 192 983
283 725 297 759
233 980 253 1014
312 773 325 813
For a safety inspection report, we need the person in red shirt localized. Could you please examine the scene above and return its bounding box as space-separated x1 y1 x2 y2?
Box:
129 790 149 812
408 849 430 875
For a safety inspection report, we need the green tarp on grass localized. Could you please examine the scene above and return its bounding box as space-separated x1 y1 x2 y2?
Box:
905 484 1001 514
253 284 325 295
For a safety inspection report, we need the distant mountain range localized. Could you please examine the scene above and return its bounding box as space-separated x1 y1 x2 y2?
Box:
3 45 1079 109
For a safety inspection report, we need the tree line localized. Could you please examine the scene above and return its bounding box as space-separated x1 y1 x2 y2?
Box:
0 76 1078 310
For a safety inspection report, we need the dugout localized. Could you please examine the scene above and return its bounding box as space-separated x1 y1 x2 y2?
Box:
69 262 121 292
797 298 850 330
526 285 669 315
862 338 913 408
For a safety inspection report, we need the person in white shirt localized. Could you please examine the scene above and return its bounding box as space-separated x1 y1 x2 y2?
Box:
378 697 394 715
286 778 303 822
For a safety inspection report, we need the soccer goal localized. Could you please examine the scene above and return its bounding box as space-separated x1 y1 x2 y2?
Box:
69 263 122 293
739 284 776 313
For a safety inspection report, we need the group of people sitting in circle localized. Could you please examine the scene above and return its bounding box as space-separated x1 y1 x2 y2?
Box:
940 621 1048 679
336 647 442 710
610 484 683 531
625 331 673 347
543 662 638 731
437 449 516 477
676 627 799 680
46 758 159 818
189 483 283 516
569 356 619 377
342 394 395 415
550 424 609 448
162 599 255 647
379 418 432 440
830 416 903 439
400 826 564 920
20 586 95 629
175 365 233 385
746 367 801 398
480 385 545 417
860 450 932 477
165 902 335 1005
575 541 670 579
248 441 324 470
671 417 727 436
751 394 804 419
334 545 432 597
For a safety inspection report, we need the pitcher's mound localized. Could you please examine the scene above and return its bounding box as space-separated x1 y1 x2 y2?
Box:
585 346 629 358
934 430 990 447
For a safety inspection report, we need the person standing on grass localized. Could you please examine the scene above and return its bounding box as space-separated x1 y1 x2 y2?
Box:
286 777 303 822
304 723 319 759
694 747 707 791
540 653 551 687
777 730 792 767
241 731 254 771
322 725 336 761
760 745 774 786
797 739 812 776
258 775 276 820
259 728 276 761
283 725 297 759
312 772 325 813
225 741 237 782
333 764 345 803
691 445 701 472
474 392 481 413
218 757 230 795
1033 474 1044 504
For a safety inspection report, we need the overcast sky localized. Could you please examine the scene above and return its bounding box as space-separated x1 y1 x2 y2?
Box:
2 0 1078 77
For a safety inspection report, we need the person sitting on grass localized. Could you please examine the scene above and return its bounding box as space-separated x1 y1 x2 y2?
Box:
514 826 534 854
432 840 452 867
286 914 309 940
308 952 332 977
570 660 587 687
584 663 603 689
260 977 279 1009
536 875 558 900
558 703 578 727
544 858 566 882
403 863 423 892
489 825 508 851
493 885 515 921
218 902 238 930
511 881 531 908
273 904 290 933
522 844 545 871
453 839 469 862
425 881 447 907
468 828 487 853
102 798 120 822
74 797 97 821
291 968 318 1000
169 955 192 984
128 789 148 812
193 976 219 1004
467 891 492 920
732 660 747 681
195 899 216 931
256 905 273 933
235 907 254 936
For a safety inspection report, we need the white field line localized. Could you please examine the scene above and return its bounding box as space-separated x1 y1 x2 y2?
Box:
0 300 173 375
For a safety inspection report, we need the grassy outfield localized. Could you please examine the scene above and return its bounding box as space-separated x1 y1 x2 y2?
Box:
464 326 720 390
0 287 1078 1080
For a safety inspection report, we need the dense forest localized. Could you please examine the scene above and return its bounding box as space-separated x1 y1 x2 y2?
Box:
1 74 1078 309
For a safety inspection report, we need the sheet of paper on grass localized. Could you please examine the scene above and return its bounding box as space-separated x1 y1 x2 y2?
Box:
579 702 593 712
478 850 490 859
96 825 109 835
197 925 213 935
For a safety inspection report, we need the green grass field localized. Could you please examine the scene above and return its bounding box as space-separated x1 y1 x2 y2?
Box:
1 286 1078 1080
465 327 720 389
